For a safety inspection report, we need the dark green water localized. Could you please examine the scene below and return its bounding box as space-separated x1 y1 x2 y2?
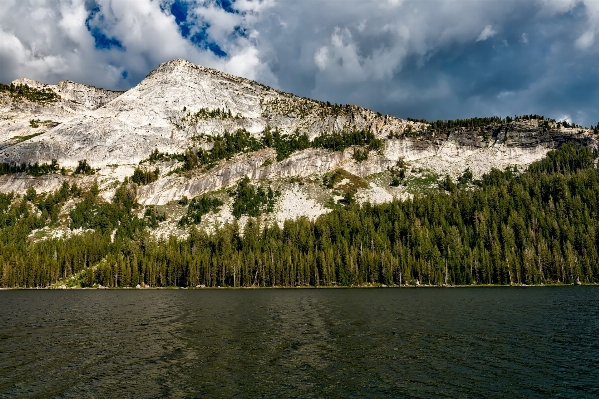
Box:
0 287 597 398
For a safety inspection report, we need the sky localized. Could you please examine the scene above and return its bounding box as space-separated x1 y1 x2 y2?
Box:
1 0 599 126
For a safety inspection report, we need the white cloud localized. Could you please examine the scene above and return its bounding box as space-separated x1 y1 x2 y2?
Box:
231 0 275 14
384 0 405 7
0 0 280 89
314 46 328 70
191 3 241 43
575 29 595 48
537 0 579 15
476 25 497 42
557 114 572 123
576 1 599 49
539 0 599 49
521 33 529 43
0 0 529 90
222 46 277 86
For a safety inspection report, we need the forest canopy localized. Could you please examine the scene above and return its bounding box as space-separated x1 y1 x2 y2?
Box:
0 143 598 288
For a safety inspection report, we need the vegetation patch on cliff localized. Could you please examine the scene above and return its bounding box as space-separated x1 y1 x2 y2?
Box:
231 177 279 218
261 97 354 119
0 83 59 104
13 131 45 143
178 194 223 226
131 167 160 185
29 119 59 129
0 159 60 177
182 107 245 125
144 127 384 175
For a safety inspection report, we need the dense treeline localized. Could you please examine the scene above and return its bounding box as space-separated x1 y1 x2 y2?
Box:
178 195 223 226
1 144 599 287
69 181 147 239
0 181 104 287
0 159 60 177
131 167 159 185
0 159 99 178
231 177 278 218
0 181 78 236
261 127 311 160
262 127 384 161
408 115 558 129
163 129 263 172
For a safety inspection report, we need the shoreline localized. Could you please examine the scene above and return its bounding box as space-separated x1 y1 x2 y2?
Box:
1 283 598 290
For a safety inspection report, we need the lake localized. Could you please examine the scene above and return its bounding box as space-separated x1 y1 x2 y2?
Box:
0 287 597 398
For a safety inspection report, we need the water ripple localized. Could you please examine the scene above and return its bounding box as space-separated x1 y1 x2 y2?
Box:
0 287 597 398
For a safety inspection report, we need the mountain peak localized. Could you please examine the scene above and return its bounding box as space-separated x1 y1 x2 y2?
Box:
158 57 194 69
147 58 253 88
149 58 206 77
10 78 49 89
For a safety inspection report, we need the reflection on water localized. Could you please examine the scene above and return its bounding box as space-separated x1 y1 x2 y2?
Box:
1 287 598 398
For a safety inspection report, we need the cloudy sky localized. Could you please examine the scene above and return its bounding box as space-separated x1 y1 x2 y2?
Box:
1 0 598 126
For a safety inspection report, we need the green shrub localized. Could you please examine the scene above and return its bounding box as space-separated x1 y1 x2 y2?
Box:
179 195 223 225
131 167 159 185
457 168 473 187
144 206 166 228
353 148 368 162
231 177 278 218
74 160 94 175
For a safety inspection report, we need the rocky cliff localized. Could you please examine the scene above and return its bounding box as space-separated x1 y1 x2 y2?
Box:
1 59 415 168
0 58 595 233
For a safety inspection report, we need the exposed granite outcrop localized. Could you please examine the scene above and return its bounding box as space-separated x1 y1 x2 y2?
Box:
0 59 596 215
55 81 123 110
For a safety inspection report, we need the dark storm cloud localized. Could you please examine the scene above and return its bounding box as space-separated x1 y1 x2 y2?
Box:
254 0 599 126
0 0 598 126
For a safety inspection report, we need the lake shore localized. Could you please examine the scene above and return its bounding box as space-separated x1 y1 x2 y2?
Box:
2 282 597 290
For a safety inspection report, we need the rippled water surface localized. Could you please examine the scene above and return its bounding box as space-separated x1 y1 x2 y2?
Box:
1 287 598 398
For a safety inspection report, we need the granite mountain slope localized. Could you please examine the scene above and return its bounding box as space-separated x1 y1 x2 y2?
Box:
1 58 407 168
0 58 595 233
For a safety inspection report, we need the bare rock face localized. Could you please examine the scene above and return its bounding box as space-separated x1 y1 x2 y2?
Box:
0 59 413 167
0 77 123 164
55 81 123 110
0 173 68 194
9 77 123 110
0 58 597 220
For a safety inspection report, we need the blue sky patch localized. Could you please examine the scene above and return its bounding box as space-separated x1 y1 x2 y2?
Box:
170 0 191 38
85 6 124 50
217 0 237 14
168 0 228 58
187 23 228 57
205 42 227 57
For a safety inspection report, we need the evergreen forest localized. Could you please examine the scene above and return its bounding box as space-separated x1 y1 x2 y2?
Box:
1 143 599 288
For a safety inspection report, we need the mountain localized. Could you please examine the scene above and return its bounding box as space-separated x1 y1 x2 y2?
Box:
2 59 599 288
1 58 405 167
0 58 595 234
